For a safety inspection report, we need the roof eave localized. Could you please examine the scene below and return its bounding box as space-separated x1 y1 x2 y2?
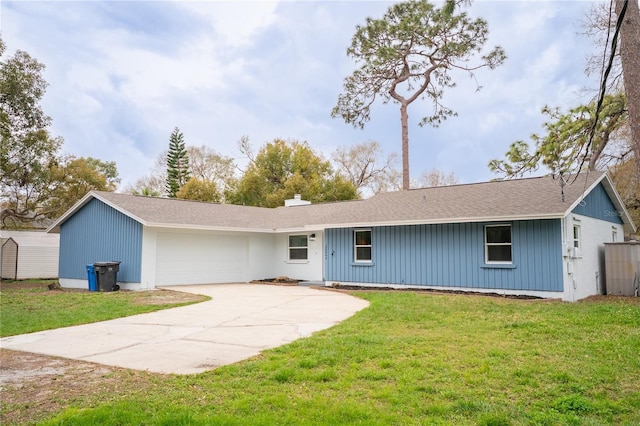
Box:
145 223 275 233
283 213 566 231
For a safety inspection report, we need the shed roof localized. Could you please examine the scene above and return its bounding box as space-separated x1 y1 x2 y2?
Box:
0 230 60 247
47 171 635 234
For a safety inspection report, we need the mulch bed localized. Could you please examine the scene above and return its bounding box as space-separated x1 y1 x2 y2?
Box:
250 276 301 286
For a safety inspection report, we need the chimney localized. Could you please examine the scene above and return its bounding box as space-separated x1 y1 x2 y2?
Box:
284 194 311 207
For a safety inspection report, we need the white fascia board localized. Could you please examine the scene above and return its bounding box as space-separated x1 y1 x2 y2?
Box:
145 223 275 233
276 214 565 231
273 226 326 233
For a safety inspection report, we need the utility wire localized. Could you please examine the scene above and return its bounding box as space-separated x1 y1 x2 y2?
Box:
574 0 628 183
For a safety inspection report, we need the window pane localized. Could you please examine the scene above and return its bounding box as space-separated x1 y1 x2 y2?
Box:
289 248 308 260
355 230 371 245
356 247 372 261
289 235 308 248
486 226 511 243
487 245 512 262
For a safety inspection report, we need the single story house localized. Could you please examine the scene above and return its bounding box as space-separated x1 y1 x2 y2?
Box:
47 171 635 301
0 230 60 280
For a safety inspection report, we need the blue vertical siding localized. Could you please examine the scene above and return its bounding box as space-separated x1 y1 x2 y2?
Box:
324 219 563 292
59 199 143 282
572 183 623 224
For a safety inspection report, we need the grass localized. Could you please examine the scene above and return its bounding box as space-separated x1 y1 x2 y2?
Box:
0 280 209 336
23 291 640 425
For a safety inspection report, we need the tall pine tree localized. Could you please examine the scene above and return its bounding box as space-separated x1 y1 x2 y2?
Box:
165 127 190 198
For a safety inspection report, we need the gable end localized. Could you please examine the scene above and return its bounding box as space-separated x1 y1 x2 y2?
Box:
572 183 623 225
59 198 143 282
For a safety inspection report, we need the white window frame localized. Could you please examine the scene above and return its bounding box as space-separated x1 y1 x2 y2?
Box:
288 234 308 261
612 227 618 243
354 229 372 263
485 224 512 264
573 223 581 250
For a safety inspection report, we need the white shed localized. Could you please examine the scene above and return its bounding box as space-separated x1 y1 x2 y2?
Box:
0 230 59 280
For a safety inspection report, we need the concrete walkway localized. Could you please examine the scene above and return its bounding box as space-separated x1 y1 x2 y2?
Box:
0 284 369 375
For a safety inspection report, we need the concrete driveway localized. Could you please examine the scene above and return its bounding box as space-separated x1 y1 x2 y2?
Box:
0 284 369 375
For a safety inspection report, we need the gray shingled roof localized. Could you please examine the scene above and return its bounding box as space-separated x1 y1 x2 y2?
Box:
93 192 278 230
270 171 612 229
50 171 631 233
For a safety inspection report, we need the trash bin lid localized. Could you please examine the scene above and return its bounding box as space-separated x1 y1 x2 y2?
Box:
93 261 121 266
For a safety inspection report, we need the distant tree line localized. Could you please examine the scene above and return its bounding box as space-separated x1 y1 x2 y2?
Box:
127 129 459 208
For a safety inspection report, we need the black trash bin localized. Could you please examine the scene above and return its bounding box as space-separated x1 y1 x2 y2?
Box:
93 261 121 292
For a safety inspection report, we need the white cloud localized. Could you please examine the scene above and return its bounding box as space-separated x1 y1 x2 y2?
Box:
177 1 280 47
2 0 600 188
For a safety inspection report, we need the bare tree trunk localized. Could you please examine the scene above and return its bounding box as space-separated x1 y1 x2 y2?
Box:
400 102 410 190
616 0 640 181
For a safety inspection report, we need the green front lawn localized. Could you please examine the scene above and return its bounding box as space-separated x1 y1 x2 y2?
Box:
35 291 640 425
0 280 208 336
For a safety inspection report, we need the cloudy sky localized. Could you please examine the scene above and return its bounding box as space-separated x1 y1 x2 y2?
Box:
2 0 603 189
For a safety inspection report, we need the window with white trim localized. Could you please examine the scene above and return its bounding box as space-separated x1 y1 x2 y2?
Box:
354 229 372 262
573 224 581 250
612 227 618 242
485 224 512 263
288 235 308 260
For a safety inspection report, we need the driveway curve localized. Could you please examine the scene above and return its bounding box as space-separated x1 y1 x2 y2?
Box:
0 284 369 374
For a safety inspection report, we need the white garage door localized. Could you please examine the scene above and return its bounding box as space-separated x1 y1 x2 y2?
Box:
156 233 248 285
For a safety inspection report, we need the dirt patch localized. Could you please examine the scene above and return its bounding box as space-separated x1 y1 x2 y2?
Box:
128 288 208 305
0 282 207 424
0 280 75 291
0 349 155 425
0 280 209 305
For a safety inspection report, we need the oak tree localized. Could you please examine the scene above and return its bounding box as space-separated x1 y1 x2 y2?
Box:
0 38 63 227
230 139 357 208
45 156 120 219
176 178 220 203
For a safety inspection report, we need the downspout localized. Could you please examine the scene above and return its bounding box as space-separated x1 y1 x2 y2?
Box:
561 216 575 302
